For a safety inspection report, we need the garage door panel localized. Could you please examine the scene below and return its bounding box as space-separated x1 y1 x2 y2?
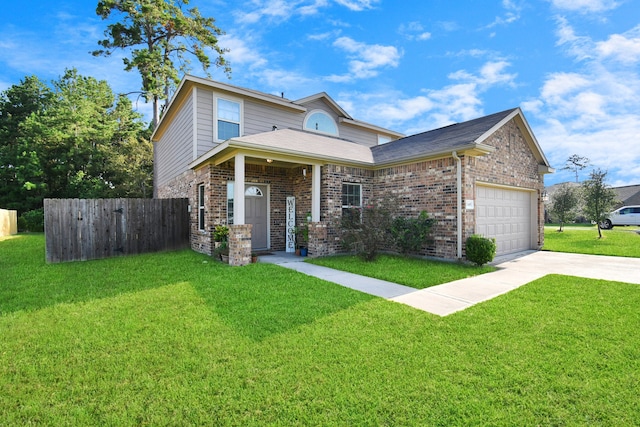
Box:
476 185 533 256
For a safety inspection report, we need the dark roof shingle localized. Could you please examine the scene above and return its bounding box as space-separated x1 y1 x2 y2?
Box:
371 108 518 164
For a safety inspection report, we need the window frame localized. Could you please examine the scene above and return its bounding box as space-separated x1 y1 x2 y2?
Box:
303 109 339 136
341 183 362 218
198 183 206 231
215 96 243 142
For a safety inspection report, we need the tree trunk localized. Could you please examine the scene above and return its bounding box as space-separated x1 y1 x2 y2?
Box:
152 96 160 130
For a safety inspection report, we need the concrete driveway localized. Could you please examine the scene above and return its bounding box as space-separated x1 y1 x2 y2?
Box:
391 251 640 316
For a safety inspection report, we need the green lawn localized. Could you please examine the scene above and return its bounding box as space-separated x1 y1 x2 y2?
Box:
544 225 640 257
307 253 496 288
2 234 640 425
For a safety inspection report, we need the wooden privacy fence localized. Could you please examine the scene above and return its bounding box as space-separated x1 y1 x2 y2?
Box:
44 198 190 263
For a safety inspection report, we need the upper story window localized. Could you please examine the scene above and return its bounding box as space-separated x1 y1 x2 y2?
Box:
304 110 338 136
217 98 241 141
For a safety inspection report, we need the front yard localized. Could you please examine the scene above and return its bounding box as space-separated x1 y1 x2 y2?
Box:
1 234 639 425
543 224 640 257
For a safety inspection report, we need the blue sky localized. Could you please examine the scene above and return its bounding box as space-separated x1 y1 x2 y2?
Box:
1 0 639 187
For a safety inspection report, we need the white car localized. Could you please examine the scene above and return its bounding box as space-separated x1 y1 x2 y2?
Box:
600 205 640 229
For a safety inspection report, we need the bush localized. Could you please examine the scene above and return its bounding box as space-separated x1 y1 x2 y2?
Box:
19 208 45 232
340 201 394 262
465 234 496 266
390 211 436 254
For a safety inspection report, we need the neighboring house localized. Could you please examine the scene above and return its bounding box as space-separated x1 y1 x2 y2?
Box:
612 184 640 208
152 75 553 265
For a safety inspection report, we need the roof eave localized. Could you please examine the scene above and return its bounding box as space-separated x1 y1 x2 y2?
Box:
374 143 496 169
153 75 307 142
189 138 375 170
476 107 552 169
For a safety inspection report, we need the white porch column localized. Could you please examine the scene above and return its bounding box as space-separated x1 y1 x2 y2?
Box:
234 153 245 225
312 164 321 222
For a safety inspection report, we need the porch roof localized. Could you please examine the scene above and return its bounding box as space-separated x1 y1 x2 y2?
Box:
189 128 375 169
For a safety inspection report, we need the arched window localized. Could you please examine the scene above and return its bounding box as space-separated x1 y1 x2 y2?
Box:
304 110 338 135
245 186 263 197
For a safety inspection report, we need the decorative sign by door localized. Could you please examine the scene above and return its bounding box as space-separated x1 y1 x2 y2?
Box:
286 196 295 253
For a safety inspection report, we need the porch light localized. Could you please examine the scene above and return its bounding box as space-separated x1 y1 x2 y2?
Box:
266 159 273 163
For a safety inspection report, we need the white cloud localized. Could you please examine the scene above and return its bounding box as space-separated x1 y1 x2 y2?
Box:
526 19 640 186
449 60 517 87
337 61 516 132
219 34 268 69
596 25 640 64
327 36 401 82
549 0 619 13
333 0 380 11
398 21 432 41
234 0 377 24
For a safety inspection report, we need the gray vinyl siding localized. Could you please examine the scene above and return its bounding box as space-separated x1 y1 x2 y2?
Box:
196 88 215 156
156 92 193 186
243 99 303 135
339 125 378 147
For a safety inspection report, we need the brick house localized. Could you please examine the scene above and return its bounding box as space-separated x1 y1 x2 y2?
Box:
152 75 553 265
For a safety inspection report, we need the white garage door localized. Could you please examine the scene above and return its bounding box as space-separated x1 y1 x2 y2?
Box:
476 185 533 256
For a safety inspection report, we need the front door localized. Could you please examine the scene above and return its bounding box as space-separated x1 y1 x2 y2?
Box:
245 185 268 249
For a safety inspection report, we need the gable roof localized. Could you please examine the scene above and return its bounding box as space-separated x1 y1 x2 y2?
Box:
152 75 403 142
295 92 352 119
371 107 552 171
612 184 640 206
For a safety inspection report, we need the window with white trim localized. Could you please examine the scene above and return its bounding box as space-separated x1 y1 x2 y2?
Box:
198 183 205 231
217 98 241 141
341 183 362 221
304 110 338 135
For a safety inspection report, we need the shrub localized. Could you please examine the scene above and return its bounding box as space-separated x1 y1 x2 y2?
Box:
465 234 496 266
390 211 436 254
340 201 394 262
213 224 229 242
19 208 45 232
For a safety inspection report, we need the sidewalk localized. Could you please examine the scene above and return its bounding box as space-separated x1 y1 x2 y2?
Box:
260 251 640 316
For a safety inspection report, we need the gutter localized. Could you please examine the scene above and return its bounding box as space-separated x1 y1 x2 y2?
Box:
452 151 462 259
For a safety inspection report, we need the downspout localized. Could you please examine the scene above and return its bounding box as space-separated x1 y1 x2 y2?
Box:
452 151 462 259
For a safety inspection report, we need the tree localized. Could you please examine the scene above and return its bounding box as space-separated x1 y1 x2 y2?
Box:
0 76 53 214
562 154 590 183
582 169 618 238
93 0 230 128
549 183 579 232
0 70 153 214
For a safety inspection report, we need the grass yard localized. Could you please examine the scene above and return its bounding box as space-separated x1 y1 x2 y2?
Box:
544 224 640 257
2 234 640 425
307 253 496 288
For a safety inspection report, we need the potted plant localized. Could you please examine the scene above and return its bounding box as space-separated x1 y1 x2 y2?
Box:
298 223 309 257
292 226 301 256
251 252 258 263
213 224 229 246
213 224 229 262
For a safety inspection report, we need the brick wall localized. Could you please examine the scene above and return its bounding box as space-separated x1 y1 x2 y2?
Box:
373 158 459 258
321 164 375 255
467 119 545 248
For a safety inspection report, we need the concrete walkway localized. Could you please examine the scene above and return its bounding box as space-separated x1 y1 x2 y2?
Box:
260 251 640 316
